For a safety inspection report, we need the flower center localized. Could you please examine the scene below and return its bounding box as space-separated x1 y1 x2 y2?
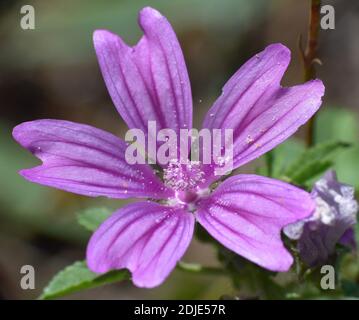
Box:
176 190 198 203
163 159 205 192
163 159 209 210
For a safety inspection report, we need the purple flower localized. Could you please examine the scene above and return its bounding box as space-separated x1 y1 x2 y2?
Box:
12 7 325 287
284 170 358 266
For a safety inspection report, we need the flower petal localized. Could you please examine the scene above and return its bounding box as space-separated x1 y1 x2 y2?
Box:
13 120 171 199
284 170 358 266
339 228 356 251
87 201 194 288
202 44 324 181
94 7 192 138
196 174 315 271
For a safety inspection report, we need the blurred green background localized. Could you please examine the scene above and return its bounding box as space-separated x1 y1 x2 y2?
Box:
0 0 358 299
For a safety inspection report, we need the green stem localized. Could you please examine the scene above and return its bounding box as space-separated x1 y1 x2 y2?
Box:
177 261 225 276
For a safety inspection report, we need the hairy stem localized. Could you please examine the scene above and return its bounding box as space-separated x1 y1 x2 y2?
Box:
301 0 321 147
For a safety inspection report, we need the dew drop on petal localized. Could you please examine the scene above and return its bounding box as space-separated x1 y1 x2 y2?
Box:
245 135 254 144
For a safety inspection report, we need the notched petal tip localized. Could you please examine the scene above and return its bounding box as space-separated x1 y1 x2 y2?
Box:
196 174 314 272
18 168 32 179
12 121 30 146
93 29 121 50
93 6 192 138
293 78 325 119
18 167 44 181
265 42 291 54
86 202 195 288
272 250 294 272
262 42 291 66
12 119 170 200
93 29 109 41
12 125 23 147
309 78 326 97
138 7 171 36
139 6 164 23
12 120 46 153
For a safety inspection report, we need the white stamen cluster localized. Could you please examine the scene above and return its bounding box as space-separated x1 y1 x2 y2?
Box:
163 159 205 191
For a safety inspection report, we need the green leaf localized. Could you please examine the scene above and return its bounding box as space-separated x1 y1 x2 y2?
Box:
283 141 350 185
77 207 112 231
177 261 224 275
257 151 275 177
342 280 359 298
256 139 305 178
286 159 333 185
40 261 130 300
270 139 305 178
315 106 359 189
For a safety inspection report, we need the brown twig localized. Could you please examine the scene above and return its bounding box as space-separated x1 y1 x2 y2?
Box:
300 0 321 147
